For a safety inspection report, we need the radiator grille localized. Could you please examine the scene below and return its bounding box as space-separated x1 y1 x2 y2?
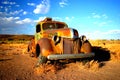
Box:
63 38 80 54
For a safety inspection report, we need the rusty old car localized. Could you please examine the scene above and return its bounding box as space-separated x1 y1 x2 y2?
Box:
28 17 94 63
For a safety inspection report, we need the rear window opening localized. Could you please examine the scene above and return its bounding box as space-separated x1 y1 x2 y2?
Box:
56 23 67 29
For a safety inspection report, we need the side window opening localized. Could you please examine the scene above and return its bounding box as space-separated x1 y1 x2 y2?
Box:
36 24 41 33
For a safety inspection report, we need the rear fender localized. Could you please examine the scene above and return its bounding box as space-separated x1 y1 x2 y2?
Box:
36 38 53 57
28 38 36 57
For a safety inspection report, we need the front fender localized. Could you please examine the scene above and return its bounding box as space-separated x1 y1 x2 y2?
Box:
81 40 92 54
36 38 53 57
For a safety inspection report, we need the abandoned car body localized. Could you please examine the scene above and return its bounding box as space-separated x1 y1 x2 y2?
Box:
28 17 94 63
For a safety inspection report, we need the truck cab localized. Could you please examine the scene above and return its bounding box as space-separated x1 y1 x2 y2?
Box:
35 18 78 43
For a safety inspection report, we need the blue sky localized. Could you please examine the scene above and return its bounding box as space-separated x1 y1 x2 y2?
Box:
0 0 120 39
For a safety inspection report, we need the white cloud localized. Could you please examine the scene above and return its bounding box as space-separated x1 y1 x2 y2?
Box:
52 17 62 21
23 18 32 23
2 1 16 5
91 13 108 19
1 1 20 15
34 16 47 23
93 14 101 18
0 6 3 8
14 17 20 20
4 7 8 12
5 17 14 21
0 17 33 26
0 17 35 34
2 1 9 4
0 12 9 17
85 29 120 40
15 21 23 24
65 16 74 21
65 17 70 20
0 9 23 17
27 3 35 6
23 11 27 15
9 2 16 5
9 9 23 15
16 18 33 24
90 13 110 27
104 29 120 35
33 0 50 14
93 21 107 27
59 0 68 7
1 6 11 12
0 17 20 23
0 17 20 30
102 14 108 19
16 5 20 7
99 22 107 27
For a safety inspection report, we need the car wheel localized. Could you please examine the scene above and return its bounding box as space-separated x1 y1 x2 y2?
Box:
38 55 47 64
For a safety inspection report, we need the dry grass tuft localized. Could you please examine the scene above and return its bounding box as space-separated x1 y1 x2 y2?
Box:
78 60 104 72
34 63 65 75
34 64 55 75
84 60 99 71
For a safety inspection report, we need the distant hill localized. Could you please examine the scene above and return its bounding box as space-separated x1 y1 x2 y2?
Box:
0 34 34 41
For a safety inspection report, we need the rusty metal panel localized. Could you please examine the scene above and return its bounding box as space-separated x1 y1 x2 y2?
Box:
73 38 80 54
63 38 80 54
63 38 73 54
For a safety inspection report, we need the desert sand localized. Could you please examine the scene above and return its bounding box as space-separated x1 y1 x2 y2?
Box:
0 40 120 80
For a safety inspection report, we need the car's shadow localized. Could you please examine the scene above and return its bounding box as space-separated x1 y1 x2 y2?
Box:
92 46 110 62
49 46 111 64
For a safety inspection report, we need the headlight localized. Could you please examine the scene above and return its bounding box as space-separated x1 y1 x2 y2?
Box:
52 35 61 45
70 29 79 38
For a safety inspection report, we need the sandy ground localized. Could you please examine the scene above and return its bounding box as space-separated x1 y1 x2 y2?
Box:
0 43 120 80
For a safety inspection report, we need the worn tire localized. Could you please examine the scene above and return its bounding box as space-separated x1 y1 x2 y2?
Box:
38 55 47 64
36 44 40 57
36 44 48 64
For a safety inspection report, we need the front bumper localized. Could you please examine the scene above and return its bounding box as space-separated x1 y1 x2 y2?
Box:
47 53 95 60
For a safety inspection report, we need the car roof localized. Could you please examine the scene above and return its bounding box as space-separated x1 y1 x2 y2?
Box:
37 17 66 25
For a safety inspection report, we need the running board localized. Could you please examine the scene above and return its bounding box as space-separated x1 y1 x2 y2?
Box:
47 53 95 60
